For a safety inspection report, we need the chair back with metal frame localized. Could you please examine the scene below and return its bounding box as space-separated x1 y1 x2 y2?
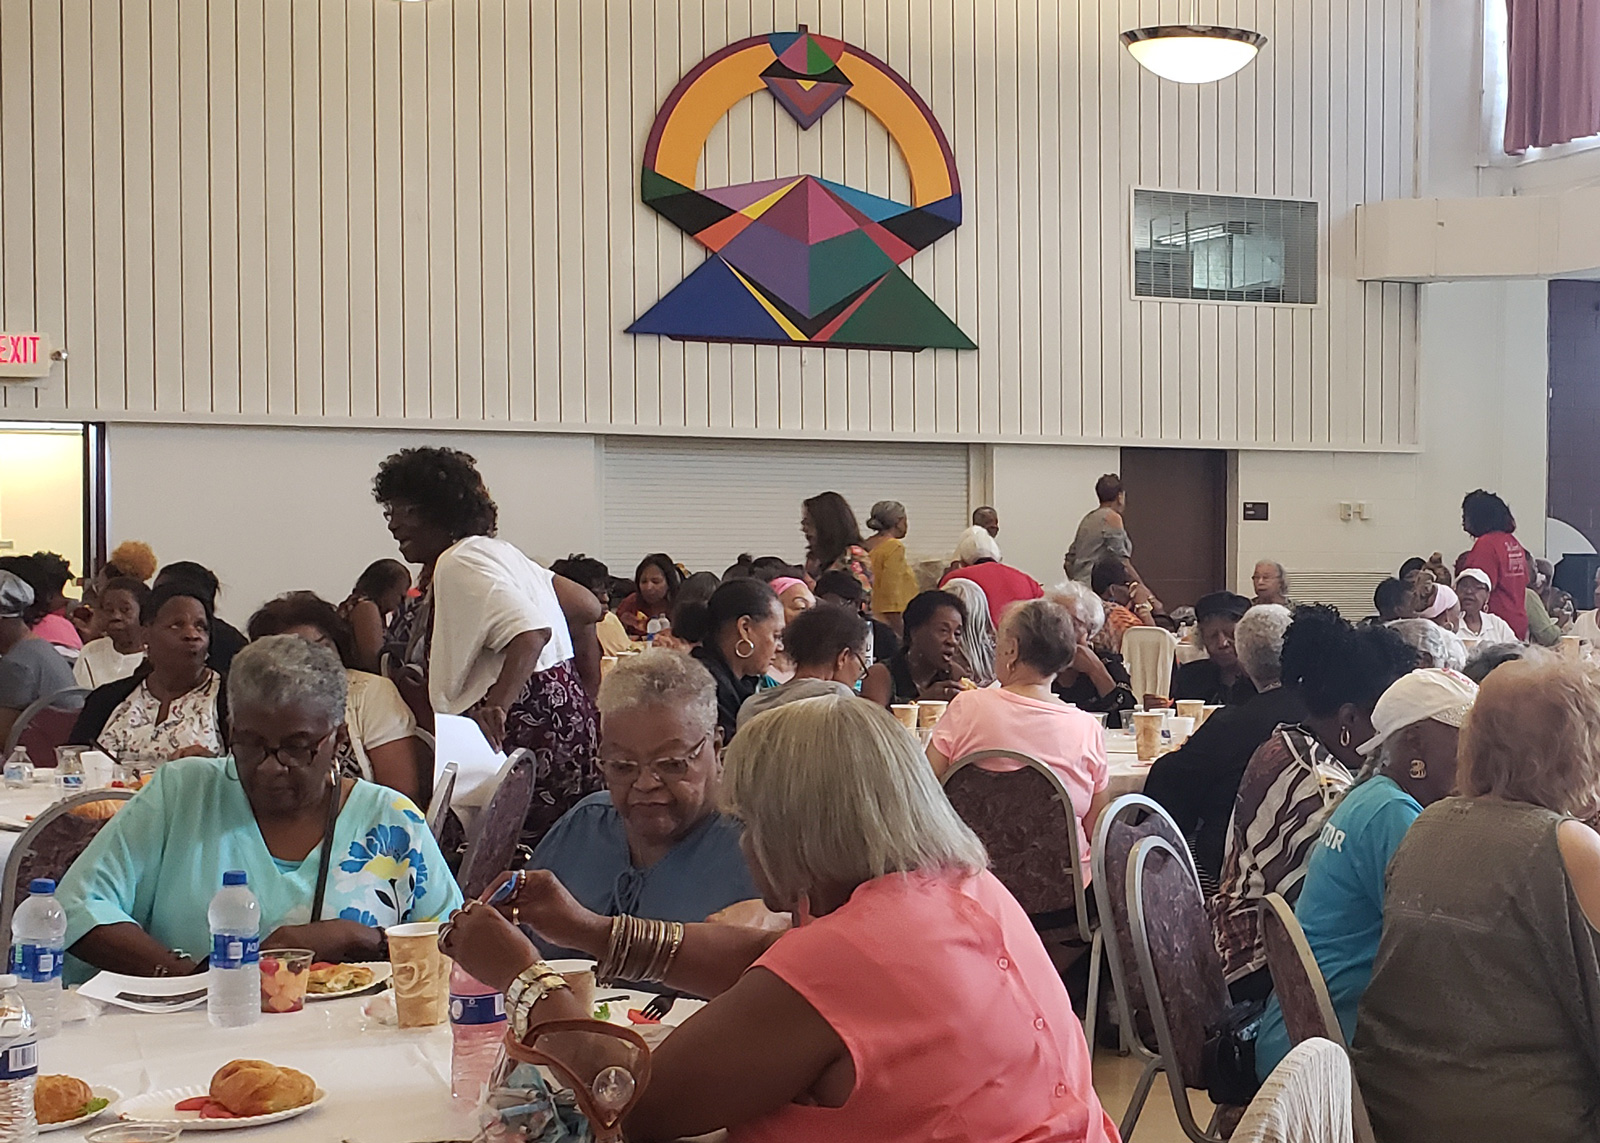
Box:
941 749 1103 1047
427 761 458 845
1128 834 1234 1143
0 788 136 941
1259 894 1378 1143
3 687 90 759
1091 794 1201 1139
456 749 535 899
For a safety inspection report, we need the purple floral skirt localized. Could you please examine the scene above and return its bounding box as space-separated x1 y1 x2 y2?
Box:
496 659 601 847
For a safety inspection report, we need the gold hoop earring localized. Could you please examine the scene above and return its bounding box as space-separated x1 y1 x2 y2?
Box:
1409 759 1427 780
1339 727 1351 748
735 637 756 659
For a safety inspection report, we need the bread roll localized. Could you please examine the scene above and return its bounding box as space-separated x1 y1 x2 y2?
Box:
35 1074 94 1124
209 1059 316 1116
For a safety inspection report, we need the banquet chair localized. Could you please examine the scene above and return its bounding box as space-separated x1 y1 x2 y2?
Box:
940 750 1102 1046
0 788 135 941
427 762 459 845
1122 626 1177 704
2 686 89 759
1259 895 1378 1143
1128 835 1234 1143
1091 794 1200 1139
456 750 536 899
1231 1038 1353 1143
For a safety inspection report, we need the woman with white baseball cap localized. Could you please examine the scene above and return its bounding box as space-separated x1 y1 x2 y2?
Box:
1454 567 1519 645
1253 667 1478 1080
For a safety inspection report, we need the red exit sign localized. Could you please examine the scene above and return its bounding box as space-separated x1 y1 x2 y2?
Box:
0 332 55 379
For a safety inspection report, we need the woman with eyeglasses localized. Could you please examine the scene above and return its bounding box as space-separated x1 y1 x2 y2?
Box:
520 649 761 958
57 636 462 979
738 604 870 730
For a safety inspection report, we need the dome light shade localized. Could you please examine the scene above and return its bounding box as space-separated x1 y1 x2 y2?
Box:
1120 25 1267 84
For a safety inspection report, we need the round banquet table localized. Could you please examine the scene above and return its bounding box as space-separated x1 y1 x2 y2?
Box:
0 775 85 864
1103 730 1154 800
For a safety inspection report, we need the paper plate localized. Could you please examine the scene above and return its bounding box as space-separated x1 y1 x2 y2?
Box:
305 960 392 1001
40 1086 120 1133
116 1084 325 1130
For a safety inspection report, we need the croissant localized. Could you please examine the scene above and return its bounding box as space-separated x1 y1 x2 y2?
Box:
34 1074 94 1124
209 1059 316 1116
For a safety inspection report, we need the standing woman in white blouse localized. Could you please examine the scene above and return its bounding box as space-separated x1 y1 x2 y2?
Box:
372 447 603 845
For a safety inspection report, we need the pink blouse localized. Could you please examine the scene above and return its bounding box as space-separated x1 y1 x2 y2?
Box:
929 688 1109 881
731 869 1118 1143
31 612 82 652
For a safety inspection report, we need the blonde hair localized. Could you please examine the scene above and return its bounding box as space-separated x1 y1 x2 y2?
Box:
1458 652 1600 818
722 694 987 904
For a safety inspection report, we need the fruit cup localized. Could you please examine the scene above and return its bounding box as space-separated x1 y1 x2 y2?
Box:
259 948 314 1013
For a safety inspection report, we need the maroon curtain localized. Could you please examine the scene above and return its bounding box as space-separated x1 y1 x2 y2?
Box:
1504 0 1600 153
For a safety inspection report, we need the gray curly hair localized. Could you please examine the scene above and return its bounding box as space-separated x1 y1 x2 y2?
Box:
228 634 348 727
1235 604 1293 688
597 649 717 737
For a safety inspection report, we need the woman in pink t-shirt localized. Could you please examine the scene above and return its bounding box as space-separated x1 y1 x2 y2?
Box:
927 598 1111 882
444 693 1118 1143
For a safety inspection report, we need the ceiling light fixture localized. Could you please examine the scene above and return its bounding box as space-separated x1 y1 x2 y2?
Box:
1121 1 1266 84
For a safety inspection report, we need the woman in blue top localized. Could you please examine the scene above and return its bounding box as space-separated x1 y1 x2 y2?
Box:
59 635 463 978
526 649 761 958
1255 668 1477 1079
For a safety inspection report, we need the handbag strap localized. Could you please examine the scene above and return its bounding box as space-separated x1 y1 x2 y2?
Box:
310 775 342 923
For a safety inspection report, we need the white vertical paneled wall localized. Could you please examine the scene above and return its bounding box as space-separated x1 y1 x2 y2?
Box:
0 0 1419 448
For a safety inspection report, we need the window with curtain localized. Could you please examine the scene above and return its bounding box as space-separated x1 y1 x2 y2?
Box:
1503 0 1600 154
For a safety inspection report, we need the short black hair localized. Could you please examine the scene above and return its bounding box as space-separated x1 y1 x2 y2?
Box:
1280 604 1416 719
814 569 865 605
550 554 611 595
1091 557 1131 596
750 556 804 582
1463 642 1525 684
1461 489 1516 538
783 603 869 669
1373 577 1409 618
101 576 154 624
1095 473 1124 503
372 446 498 540
29 552 72 598
145 579 215 633
353 559 411 601
902 589 966 639
247 592 357 669
1194 591 1251 623
154 560 221 605
1398 557 1428 581
672 577 780 645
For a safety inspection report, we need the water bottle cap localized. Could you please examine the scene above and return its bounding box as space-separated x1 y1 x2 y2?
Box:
222 871 248 887
0 975 17 989
27 879 54 895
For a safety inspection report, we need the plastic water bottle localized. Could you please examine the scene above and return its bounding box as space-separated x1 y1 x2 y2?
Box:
9 881 65 1038
0 974 38 1140
207 871 261 1028
3 749 31 790
449 963 507 1101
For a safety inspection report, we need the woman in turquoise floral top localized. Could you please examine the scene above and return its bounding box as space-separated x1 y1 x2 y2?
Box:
60 636 462 980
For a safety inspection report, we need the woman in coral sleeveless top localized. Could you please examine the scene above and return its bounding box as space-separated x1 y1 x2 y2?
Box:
445 692 1118 1143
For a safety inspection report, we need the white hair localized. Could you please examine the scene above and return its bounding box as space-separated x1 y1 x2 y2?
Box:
1235 604 1293 688
1254 559 1289 590
1386 619 1468 673
596 648 717 737
1045 580 1106 639
941 577 997 684
229 635 348 727
953 525 1002 566
723 694 987 904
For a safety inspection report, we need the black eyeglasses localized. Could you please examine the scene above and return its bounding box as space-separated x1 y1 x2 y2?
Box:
233 730 336 770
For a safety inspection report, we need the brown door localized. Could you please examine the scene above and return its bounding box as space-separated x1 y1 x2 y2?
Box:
1117 448 1227 611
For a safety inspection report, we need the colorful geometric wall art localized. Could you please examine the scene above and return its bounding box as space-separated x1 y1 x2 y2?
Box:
628 28 975 353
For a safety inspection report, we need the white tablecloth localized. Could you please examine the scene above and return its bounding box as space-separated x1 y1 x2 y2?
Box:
45 994 475 1141
0 779 80 865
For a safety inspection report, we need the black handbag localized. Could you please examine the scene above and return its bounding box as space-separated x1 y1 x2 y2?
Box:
1202 997 1266 1106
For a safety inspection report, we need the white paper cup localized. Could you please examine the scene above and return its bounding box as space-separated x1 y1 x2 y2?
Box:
1168 716 1195 744
891 704 918 729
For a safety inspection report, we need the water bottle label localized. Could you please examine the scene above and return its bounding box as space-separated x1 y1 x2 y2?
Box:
10 944 62 983
211 934 260 970
449 991 506 1026
57 773 83 791
0 1040 37 1080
